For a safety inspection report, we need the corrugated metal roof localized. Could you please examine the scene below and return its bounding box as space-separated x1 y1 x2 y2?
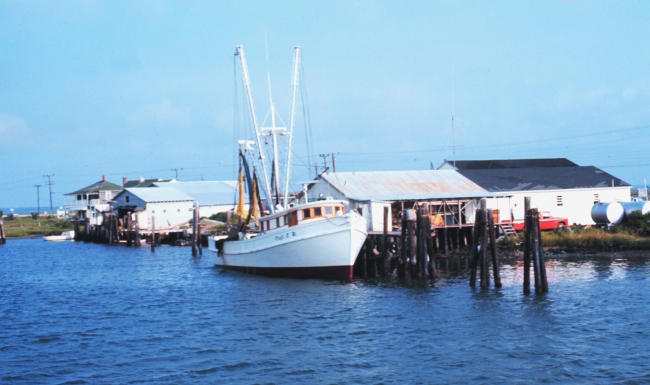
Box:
319 170 496 201
153 181 246 206
118 187 194 203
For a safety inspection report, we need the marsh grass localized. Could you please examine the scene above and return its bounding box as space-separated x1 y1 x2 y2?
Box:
3 216 72 237
542 227 650 249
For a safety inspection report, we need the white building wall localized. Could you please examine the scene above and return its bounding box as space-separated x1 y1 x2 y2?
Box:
145 201 194 229
485 187 631 225
198 204 248 218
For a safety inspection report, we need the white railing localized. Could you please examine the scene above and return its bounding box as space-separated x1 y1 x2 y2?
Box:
64 199 105 208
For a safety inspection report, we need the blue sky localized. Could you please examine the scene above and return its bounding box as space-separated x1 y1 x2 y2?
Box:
1 1 649 208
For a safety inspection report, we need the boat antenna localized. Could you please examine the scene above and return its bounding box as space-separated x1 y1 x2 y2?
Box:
283 46 301 207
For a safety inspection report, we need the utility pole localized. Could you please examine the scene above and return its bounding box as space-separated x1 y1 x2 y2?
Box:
319 154 329 172
34 185 42 215
171 168 183 180
43 175 54 216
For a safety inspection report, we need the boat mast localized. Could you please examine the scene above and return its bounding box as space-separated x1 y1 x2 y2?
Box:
235 45 275 214
283 46 301 207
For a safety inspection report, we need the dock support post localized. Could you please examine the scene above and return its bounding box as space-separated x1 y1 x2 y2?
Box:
0 220 5 244
538 214 549 292
479 200 489 289
523 197 532 294
382 206 388 277
192 202 198 256
126 212 132 247
531 209 542 293
362 239 368 278
151 215 156 252
196 202 202 256
399 212 407 278
488 209 502 288
135 217 141 247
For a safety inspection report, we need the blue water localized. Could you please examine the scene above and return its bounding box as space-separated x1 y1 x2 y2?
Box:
2 239 650 384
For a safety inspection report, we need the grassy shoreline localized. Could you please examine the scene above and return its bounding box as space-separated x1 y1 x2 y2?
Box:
500 226 650 252
1 215 72 238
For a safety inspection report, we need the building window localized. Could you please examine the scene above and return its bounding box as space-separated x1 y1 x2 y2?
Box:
126 196 130 203
557 196 563 207
152 210 155 213
594 194 600 203
178 209 180 213
77 195 81 200
163 210 166 213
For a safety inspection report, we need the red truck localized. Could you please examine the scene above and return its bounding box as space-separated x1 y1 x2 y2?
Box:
504 211 568 231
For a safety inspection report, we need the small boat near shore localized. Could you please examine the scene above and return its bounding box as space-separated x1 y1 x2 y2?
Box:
44 230 75 241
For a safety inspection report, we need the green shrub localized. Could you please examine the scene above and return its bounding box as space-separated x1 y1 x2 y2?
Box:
209 212 229 222
30 213 39 220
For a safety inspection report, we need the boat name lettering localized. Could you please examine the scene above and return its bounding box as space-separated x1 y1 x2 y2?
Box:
275 232 297 242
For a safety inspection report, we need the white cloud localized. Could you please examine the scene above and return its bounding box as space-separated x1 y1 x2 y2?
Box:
0 113 31 142
125 101 192 128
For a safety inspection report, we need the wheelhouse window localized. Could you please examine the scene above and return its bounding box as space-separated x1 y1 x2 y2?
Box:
314 207 322 217
325 206 333 216
303 209 312 219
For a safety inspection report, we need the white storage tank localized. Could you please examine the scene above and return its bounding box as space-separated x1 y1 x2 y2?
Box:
621 201 650 217
591 202 625 225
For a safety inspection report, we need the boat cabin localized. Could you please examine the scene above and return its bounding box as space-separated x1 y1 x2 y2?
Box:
258 203 346 232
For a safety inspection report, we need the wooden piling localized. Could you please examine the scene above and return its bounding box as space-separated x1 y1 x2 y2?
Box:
399 212 407 278
362 239 368 278
192 203 198 256
0 220 6 244
151 215 156 252
522 197 531 294
134 217 141 247
537 214 549 292
197 202 203 256
531 209 542 293
126 212 133 247
479 207 489 289
382 206 389 277
488 209 502 288
469 214 480 287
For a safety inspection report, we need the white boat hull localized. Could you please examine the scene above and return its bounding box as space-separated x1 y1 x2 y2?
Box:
208 213 367 280
43 231 75 241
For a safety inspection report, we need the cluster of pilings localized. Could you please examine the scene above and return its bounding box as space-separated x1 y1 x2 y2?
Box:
523 197 549 294
356 205 440 280
355 196 551 294
469 200 502 288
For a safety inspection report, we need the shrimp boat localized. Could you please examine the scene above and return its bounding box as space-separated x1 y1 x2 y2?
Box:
208 199 367 280
207 46 367 280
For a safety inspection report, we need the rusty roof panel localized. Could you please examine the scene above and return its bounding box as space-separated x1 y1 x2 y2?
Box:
320 170 500 201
